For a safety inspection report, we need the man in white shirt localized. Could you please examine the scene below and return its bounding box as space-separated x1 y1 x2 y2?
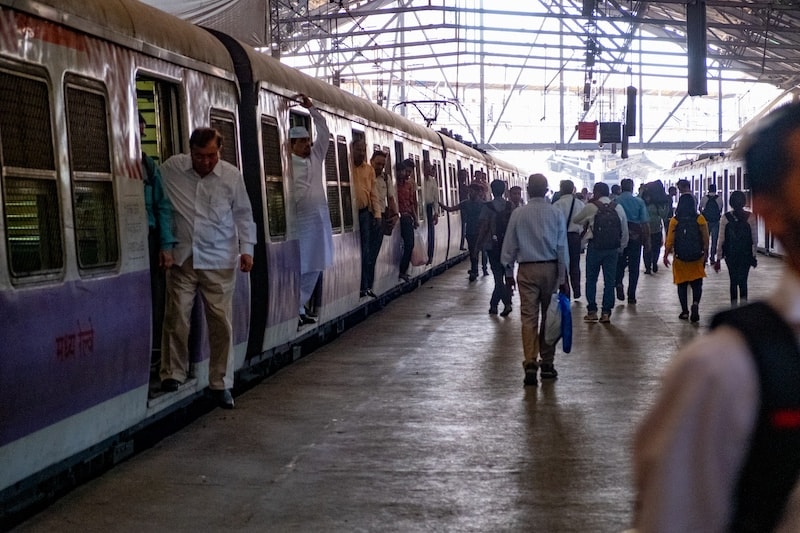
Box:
158 127 256 409
290 94 334 325
552 179 585 299
501 173 568 386
423 161 439 265
633 101 800 532
366 150 396 293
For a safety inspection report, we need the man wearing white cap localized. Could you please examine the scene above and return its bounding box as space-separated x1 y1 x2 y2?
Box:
290 94 333 327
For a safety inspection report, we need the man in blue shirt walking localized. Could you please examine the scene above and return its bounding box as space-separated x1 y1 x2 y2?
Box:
614 178 650 304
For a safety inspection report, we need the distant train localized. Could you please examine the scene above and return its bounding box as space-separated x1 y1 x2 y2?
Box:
0 0 525 521
660 151 782 256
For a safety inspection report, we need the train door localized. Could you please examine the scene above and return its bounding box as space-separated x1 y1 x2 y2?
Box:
135 75 183 367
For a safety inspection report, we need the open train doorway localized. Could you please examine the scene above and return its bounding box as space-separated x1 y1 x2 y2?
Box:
135 75 183 370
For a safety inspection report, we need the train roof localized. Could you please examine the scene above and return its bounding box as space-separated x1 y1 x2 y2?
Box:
3 0 520 174
236 44 485 157
2 0 235 77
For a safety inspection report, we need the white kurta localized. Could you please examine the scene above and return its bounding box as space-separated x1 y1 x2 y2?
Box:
292 107 334 274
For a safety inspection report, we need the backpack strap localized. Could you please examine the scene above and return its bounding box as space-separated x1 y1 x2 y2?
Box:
710 303 800 532
566 197 576 230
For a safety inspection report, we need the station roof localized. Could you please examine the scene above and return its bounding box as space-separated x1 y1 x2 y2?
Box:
265 0 800 93
143 0 800 153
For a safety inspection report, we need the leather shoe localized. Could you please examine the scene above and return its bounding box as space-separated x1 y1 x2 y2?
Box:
500 305 512 317
366 289 377 298
161 378 181 392
213 389 234 409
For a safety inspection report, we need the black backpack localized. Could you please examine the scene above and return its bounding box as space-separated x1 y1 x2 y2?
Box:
591 200 622 250
722 211 753 262
701 195 722 222
484 200 514 250
710 303 800 532
673 215 704 261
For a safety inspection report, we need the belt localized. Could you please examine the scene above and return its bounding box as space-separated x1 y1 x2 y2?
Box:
519 260 557 264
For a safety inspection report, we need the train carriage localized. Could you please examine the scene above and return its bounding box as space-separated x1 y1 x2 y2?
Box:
662 151 783 257
0 0 524 520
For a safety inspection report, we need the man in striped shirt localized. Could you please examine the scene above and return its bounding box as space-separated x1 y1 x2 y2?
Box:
501 173 568 386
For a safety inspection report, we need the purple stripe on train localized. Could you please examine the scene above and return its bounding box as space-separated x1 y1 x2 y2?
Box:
0 273 150 446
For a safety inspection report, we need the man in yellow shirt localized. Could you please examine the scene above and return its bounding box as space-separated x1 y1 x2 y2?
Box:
352 139 381 297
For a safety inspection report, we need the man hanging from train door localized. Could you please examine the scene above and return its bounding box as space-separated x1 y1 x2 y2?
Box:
423 160 439 265
158 127 256 409
290 94 334 326
352 139 381 298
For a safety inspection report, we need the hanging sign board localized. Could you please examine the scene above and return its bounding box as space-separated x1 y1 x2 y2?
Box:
576 121 597 140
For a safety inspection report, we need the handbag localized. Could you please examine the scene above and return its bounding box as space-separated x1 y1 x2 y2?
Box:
544 294 562 346
544 292 572 353
410 228 427 266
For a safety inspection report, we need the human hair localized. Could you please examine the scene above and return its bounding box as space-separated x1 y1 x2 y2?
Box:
675 193 698 218
593 182 610 198
676 179 690 192
729 190 747 211
189 127 222 149
708 183 717 193
527 173 548 197
490 179 506 197
370 150 385 161
620 178 634 192
742 101 800 197
509 185 522 193
559 179 575 195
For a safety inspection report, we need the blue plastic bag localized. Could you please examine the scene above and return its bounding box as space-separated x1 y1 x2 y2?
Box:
558 292 572 353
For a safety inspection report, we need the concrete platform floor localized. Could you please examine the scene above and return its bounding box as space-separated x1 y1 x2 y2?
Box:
14 253 785 532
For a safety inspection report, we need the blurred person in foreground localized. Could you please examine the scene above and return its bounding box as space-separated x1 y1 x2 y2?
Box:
632 101 800 532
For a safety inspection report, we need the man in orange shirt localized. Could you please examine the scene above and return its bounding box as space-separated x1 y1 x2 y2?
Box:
352 139 381 297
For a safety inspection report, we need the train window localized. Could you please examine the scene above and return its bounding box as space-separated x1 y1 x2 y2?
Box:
393 140 404 172
65 83 119 269
0 69 64 278
261 116 286 240
136 77 182 162
324 137 342 234
337 136 353 231
211 111 238 166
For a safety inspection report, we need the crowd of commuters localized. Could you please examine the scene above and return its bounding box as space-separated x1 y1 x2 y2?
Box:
137 83 796 531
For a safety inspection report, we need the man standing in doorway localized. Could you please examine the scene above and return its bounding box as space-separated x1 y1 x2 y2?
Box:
423 160 439 265
353 139 381 298
159 127 256 409
290 94 334 326
365 149 396 295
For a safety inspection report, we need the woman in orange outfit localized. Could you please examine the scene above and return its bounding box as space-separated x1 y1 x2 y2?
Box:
663 194 710 323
